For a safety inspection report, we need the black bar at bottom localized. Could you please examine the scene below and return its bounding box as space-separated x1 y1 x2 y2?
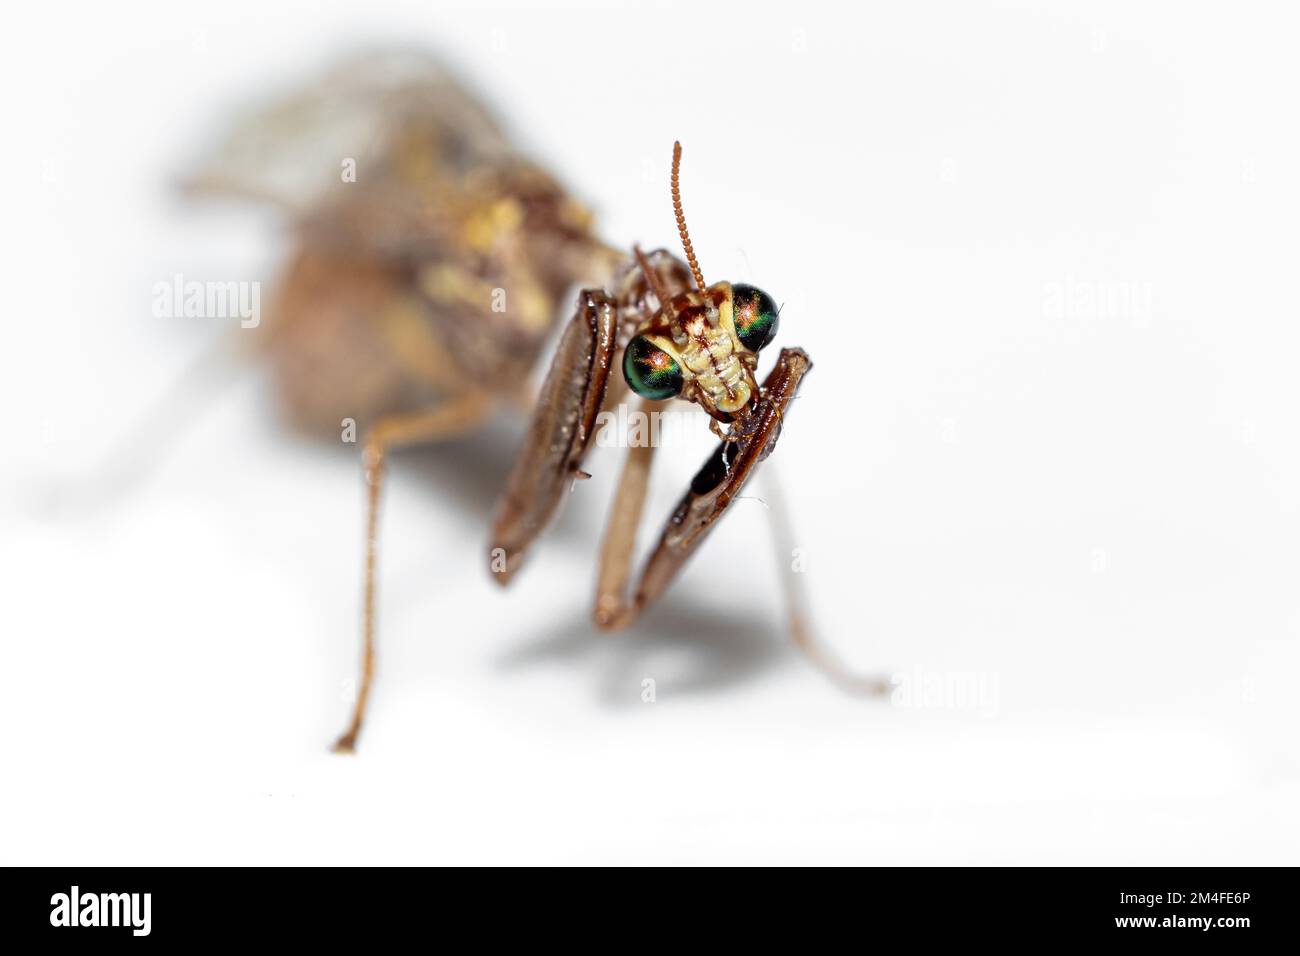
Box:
0 866 1289 944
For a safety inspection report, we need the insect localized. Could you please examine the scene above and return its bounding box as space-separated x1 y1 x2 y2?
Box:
184 52 880 753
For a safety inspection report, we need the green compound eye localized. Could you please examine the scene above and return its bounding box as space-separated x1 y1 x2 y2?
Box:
623 335 684 400
731 284 780 353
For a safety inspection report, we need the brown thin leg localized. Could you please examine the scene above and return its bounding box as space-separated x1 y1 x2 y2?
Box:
761 463 890 695
332 394 492 754
591 349 813 632
592 390 884 691
593 399 659 629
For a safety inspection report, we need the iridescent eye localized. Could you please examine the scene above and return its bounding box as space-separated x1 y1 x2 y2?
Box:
623 335 684 400
731 284 780 352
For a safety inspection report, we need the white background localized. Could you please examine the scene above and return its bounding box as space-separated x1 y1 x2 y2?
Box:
3 1 1298 864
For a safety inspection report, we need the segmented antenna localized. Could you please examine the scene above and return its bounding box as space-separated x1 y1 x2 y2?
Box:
671 141 706 292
